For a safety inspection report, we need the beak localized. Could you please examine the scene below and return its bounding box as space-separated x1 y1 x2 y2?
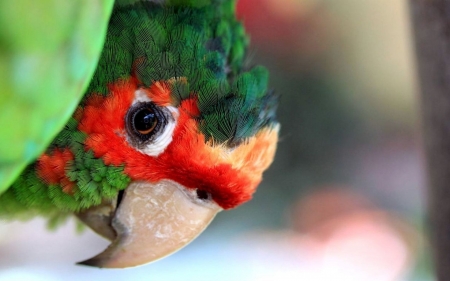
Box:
76 180 222 268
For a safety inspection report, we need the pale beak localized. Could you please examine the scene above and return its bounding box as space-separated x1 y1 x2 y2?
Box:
76 180 222 268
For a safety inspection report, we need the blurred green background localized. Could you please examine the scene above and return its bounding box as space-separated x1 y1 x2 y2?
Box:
0 0 431 280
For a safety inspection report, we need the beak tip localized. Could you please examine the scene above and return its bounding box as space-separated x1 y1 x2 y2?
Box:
76 258 104 268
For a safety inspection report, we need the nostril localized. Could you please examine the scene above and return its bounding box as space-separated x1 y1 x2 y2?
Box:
196 189 210 200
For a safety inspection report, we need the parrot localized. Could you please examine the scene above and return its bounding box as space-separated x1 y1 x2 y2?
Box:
0 1 115 193
0 0 279 268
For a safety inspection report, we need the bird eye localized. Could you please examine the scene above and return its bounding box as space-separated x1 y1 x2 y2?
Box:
126 102 168 143
134 107 157 135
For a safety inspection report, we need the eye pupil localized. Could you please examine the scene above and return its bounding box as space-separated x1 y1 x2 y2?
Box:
134 108 157 134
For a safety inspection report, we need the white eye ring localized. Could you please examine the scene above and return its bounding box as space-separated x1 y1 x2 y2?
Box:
126 89 179 157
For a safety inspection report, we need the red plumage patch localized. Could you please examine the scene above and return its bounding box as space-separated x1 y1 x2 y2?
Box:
77 78 277 209
147 81 173 106
36 148 75 194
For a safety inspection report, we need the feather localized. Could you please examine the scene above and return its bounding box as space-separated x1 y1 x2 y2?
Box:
0 0 278 217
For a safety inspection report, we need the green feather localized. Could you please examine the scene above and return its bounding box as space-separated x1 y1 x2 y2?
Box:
0 0 278 219
0 1 115 195
90 1 276 144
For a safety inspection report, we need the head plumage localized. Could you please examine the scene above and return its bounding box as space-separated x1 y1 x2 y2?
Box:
87 0 278 146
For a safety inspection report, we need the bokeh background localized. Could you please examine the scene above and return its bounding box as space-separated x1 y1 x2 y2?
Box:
0 0 432 280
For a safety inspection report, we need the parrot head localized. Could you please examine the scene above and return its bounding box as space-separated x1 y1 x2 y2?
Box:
1 0 279 268
73 75 278 267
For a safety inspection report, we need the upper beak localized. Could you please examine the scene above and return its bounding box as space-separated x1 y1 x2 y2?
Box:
76 180 222 268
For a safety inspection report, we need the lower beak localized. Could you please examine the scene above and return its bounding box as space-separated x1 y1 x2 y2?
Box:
76 180 221 268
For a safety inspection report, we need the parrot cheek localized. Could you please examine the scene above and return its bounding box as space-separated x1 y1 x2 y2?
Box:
78 180 222 268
